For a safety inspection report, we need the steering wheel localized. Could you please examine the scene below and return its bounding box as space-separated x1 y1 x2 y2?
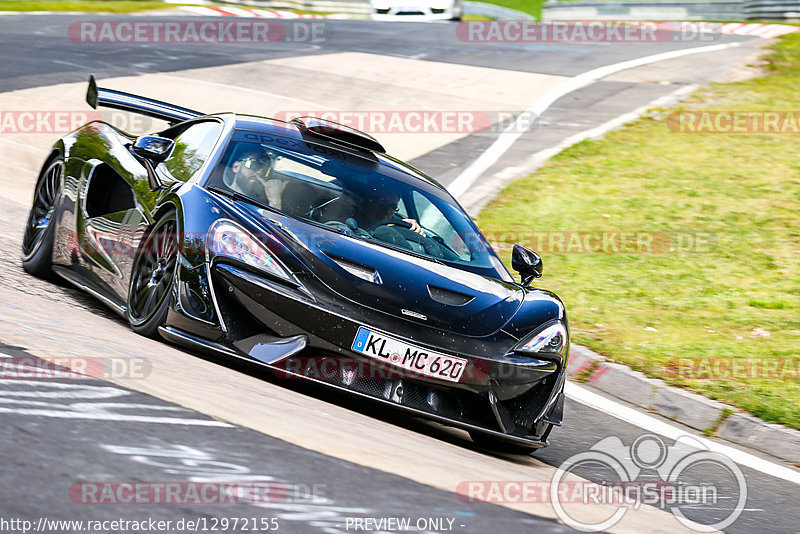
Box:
374 218 413 229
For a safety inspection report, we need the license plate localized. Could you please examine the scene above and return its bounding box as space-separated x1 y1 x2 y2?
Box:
351 326 467 383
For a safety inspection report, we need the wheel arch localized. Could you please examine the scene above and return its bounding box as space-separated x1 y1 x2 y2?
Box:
161 186 227 336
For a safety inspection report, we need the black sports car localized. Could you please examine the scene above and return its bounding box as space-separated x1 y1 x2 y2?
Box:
22 76 568 453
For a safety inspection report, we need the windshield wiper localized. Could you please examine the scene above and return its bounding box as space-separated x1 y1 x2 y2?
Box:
206 185 274 212
373 238 447 266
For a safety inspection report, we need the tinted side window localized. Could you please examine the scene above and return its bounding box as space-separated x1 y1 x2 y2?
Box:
163 121 223 182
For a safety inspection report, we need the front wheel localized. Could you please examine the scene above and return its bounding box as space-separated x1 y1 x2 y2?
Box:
22 156 64 278
127 210 179 338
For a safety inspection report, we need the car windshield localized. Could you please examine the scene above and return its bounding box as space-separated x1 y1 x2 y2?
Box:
205 128 512 281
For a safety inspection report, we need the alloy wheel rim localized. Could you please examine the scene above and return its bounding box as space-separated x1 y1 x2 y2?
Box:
128 218 178 324
22 160 63 259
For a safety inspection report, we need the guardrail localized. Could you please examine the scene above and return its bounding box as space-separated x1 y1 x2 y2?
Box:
215 0 800 21
743 0 800 19
542 1 744 21
218 0 371 14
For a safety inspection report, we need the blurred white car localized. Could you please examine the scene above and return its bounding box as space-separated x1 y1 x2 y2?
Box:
370 0 463 20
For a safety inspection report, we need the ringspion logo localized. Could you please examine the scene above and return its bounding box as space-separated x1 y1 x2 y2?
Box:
458 434 747 532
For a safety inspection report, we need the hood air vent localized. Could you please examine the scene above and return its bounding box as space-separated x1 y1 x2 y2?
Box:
427 285 475 306
324 253 382 284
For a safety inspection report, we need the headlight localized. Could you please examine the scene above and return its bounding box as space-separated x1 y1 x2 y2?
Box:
207 219 293 282
516 322 568 354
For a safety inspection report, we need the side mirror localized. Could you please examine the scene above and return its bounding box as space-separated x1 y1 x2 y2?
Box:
512 244 543 286
131 135 174 163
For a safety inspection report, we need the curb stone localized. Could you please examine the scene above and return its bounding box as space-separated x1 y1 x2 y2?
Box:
651 385 729 431
565 343 604 376
589 362 664 409
567 343 800 465
718 413 800 463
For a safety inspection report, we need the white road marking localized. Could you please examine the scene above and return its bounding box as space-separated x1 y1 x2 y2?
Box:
449 42 741 198
0 379 126 399
566 382 800 486
533 84 697 153
102 443 373 529
0 379 234 426
50 58 88 70
461 83 698 206
0 404 234 425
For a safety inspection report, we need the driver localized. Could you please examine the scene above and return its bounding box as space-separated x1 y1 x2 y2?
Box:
224 147 285 208
355 191 425 235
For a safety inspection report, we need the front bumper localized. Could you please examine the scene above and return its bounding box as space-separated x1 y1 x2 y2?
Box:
169 261 566 447
370 1 459 20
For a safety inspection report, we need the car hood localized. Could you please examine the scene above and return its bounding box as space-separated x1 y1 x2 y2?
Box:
246 207 524 337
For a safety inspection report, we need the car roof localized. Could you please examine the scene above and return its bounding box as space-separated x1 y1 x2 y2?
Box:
223 113 448 194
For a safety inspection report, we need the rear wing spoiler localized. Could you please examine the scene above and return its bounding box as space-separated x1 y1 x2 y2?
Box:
86 74 204 125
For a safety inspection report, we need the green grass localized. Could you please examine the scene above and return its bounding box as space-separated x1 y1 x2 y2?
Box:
0 0 539 16
476 0 543 19
478 33 800 430
462 14 495 21
0 0 177 12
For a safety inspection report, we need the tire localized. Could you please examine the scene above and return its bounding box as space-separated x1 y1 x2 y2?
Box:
21 156 64 278
450 2 462 21
127 210 179 338
469 430 539 456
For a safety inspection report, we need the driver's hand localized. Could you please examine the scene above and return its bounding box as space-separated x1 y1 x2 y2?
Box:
403 218 426 235
264 179 286 209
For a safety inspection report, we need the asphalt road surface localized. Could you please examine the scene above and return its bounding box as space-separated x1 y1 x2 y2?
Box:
0 13 798 534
